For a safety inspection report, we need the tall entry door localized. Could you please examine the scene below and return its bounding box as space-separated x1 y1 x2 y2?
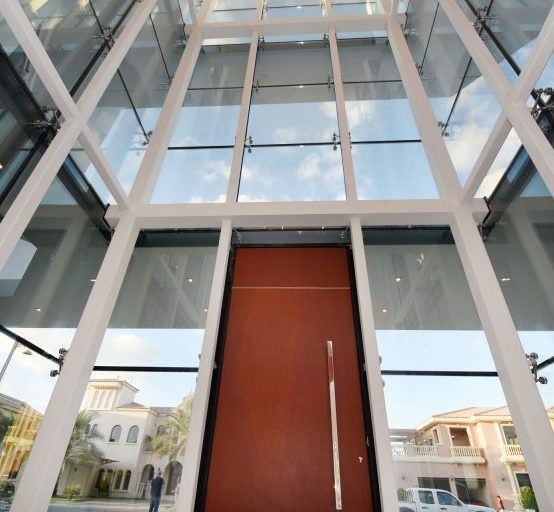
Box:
202 247 375 512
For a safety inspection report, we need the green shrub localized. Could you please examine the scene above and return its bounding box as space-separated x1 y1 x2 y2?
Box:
0 480 15 498
520 486 538 511
397 488 408 501
64 484 82 500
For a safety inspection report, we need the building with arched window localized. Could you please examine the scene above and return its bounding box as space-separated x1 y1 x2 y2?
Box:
0 1 553 512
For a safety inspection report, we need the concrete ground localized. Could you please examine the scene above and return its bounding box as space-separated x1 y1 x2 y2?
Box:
47 498 177 512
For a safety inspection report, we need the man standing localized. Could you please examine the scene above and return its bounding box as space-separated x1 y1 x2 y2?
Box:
149 470 164 512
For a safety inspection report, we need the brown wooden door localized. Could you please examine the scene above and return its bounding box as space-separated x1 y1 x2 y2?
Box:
203 247 373 512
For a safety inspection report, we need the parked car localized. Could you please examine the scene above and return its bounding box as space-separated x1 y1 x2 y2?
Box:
399 488 495 512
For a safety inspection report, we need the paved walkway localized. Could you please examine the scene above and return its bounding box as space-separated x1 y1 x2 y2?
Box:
48 499 176 512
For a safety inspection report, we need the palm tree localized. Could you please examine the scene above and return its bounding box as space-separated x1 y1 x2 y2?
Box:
0 413 15 447
151 392 194 462
53 411 104 496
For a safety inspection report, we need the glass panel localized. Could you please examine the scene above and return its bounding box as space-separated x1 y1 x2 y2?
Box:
209 9 257 21
254 42 333 86
152 148 232 204
352 143 438 199
190 45 250 89
249 85 338 144
239 145 346 201
332 3 381 15
364 228 539 512
47 233 218 504
50 370 196 504
344 83 419 142
418 8 502 185
338 39 400 83
488 0 554 71
0 171 109 507
88 0 186 196
264 5 323 19
169 89 242 147
485 167 554 410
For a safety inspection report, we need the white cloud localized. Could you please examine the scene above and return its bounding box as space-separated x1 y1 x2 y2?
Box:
297 152 322 179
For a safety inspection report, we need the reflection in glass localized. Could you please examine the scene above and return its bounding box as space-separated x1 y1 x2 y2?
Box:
485 167 554 410
152 148 233 204
248 85 338 144
239 145 346 202
344 83 420 142
46 233 219 505
0 171 109 506
364 228 539 511
50 371 196 504
352 143 438 199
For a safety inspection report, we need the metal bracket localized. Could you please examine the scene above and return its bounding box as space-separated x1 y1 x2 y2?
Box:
258 35 265 49
143 130 153 146
323 33 330 46
92 26 116 51
473 8 496 31
50 348 68 377
254 79 260 92
327 75 334 89
526 353 548 384
27 106 61 132
530 88 554 123
245 135 254 153
332 133 341 150
437 121 450 137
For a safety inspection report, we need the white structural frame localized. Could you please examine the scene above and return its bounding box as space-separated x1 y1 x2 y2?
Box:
0 0 553 511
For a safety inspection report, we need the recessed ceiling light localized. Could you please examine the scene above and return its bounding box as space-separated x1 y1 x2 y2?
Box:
501 277 511 282
187 278 194 283
90 278 96 283
34 307 42 312
203 308 208 312
381 308 388 313
0 163 3 170
394 277 402 283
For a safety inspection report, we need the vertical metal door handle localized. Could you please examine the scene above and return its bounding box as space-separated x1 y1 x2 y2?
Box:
326 340 342 510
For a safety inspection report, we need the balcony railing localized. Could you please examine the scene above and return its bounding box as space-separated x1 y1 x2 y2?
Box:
502 444 523 456
450 446 482 458
391 444 485 463
392 444 439 457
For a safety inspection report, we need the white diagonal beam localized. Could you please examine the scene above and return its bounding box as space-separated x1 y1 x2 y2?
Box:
439 0 554 198
0 0 155 272
512 4 554 102
461 114 512 202
461 4 554 201
9 213 139 512
451 210 554 512
129 29 203 204
79 126 130 206
387 18 462 200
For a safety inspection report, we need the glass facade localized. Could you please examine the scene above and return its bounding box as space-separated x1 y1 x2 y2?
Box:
0 0 553 511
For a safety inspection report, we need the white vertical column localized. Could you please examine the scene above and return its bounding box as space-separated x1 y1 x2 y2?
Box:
176 220 232 512
10 214 139 512
226 33 259 203
350 217 399 512
329 29 358 200
387 18 462 200
451 209 554 512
